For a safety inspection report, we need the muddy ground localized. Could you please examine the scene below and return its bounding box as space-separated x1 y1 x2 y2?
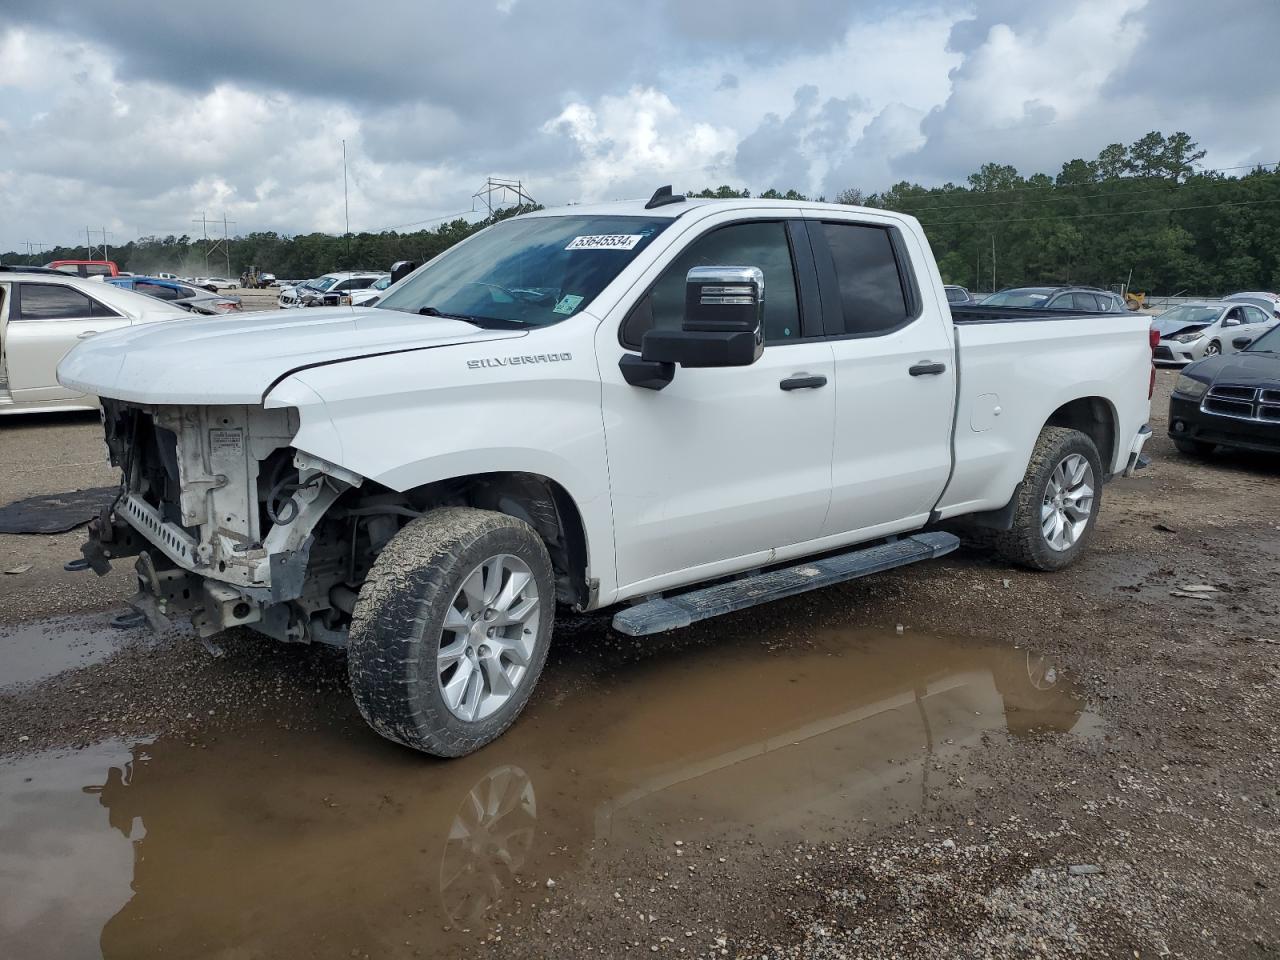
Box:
1 368 1278 960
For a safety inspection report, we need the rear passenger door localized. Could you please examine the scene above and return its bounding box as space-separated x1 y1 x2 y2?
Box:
807 216 957 541
5 282 130 401
1240 305 1274 346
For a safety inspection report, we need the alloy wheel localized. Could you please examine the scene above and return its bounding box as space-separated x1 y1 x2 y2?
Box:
1040 453 1095 552
438 554 541 722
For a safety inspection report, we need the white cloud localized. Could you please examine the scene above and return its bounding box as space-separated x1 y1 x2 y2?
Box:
1 0 1277 253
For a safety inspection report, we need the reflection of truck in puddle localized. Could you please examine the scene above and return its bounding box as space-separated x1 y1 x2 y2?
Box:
79 633 1088 957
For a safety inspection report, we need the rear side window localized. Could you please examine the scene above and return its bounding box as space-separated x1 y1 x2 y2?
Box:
17 283 120 320
136 281 182 301
817 222 909 336
1071 292 1101 311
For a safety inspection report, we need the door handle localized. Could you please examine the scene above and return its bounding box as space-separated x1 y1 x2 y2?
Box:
77 330 100 339
908 361 946 377
779 374 827 391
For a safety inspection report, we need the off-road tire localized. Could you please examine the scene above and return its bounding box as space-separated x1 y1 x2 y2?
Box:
348 507 555 757
1172 437 1215 458
990 426 1103 572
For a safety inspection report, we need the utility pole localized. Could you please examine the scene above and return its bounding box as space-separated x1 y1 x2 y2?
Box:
991 234 996 292
103 226 109 264
222 213 232 278
86 227 93 259
193 212 210 273
342 139 350 262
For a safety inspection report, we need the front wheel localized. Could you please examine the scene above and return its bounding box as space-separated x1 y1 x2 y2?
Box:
990 426 1103 572
348 507 554 757
1204 340 1221 357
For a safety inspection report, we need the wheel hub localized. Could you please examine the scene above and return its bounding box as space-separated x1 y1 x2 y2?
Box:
1040 453 1095 552
437 554 541 722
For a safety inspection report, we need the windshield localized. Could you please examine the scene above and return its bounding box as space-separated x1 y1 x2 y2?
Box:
982 289 1052 307
1151 305 1222 334
1246 324 1280 352
377 214 672 327
314 277 339 292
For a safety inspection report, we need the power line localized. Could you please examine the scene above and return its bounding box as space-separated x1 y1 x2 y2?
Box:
383 209 477 232
918 195 1280 227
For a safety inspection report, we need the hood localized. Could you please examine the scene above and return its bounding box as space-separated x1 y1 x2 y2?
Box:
1186 350 1280 387
57 306 527 405
1152 318 1208 337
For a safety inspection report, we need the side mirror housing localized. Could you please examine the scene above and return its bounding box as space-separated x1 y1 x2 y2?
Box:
640 266 765 369
1232 336 1254 350
389 260 418 285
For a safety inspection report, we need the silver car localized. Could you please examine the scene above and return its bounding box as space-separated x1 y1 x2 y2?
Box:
1151 300 1277 365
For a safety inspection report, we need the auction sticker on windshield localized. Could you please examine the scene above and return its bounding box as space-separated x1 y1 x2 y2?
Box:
565 234 644 251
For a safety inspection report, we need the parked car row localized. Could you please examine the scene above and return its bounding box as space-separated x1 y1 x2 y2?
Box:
278 271 389 308
106 277 242 315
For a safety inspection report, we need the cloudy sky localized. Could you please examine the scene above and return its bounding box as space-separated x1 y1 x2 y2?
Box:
1 0 1276 253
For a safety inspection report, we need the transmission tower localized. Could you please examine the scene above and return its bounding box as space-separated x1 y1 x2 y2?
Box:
472 177 536 217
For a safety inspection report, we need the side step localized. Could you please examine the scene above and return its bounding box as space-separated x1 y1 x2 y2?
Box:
611 531 960 637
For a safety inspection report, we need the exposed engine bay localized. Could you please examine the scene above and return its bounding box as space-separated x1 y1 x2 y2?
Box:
84 400 587 645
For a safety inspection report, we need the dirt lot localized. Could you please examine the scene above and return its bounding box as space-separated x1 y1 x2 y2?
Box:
1 368 1278 960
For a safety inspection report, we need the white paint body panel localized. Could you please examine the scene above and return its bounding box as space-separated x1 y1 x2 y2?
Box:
57 199 1153 610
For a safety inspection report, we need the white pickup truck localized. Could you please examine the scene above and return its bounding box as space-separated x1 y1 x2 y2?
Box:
60 190 1153 757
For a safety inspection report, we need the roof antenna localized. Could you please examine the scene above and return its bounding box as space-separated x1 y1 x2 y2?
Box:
645 185 686 210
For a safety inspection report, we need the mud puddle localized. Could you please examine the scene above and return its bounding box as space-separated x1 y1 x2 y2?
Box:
0 628 1095 959
0 615 164 691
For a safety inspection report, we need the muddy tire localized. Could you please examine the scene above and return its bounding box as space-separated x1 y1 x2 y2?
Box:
348 507 554 757
1173 437 1215 458
990 426 1103 572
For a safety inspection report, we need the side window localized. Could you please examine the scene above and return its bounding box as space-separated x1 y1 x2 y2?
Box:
817 222 910 336
1223 308 1243 326
349 278 375 290
136 282 181 301
1244 306 1268 325
622 221 802 347
1071 292 1101 311
17 283 120 320
17 284 96 320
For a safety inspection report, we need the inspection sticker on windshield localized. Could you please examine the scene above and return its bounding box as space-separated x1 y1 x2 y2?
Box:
552 294 584 315
565 234 644 251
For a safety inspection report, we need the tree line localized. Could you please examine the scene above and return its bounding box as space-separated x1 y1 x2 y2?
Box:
4 132 1277 295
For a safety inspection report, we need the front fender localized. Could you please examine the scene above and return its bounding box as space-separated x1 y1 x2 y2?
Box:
264 334 618 603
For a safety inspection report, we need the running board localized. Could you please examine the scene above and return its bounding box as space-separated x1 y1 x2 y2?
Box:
611 531 960 637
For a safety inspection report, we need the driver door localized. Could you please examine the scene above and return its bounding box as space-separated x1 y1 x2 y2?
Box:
596 214 836 596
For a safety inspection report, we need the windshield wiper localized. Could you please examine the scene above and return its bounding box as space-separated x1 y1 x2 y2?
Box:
416 306 532 330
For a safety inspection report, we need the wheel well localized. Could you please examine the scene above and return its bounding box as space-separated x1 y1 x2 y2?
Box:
1045 397 1116 474
401 472 591 609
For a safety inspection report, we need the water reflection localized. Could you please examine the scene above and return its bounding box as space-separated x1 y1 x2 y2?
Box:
0 629 1092 959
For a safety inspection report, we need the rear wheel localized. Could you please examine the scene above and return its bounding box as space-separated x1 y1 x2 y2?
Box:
991 426 1102 572
1173 437 1215 457
348 507 554 757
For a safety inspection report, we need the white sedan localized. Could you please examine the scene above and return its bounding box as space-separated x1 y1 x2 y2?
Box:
0 268 190 415
1151 300 1277 366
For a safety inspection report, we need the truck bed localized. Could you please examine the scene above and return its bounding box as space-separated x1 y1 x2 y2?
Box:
949 304 1129 324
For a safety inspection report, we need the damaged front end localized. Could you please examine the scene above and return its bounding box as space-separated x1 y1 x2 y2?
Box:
86 400 371 645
